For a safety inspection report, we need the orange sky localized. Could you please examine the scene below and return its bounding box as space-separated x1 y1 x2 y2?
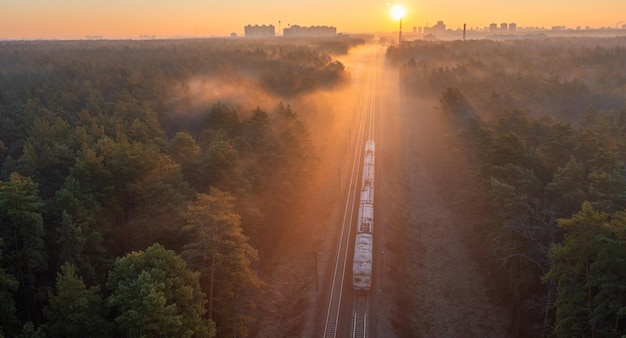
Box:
1 0 624 39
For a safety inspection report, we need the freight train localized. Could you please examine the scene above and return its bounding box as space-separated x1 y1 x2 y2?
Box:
353 140 375 290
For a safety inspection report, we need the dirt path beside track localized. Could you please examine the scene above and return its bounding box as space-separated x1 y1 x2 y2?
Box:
375 61 509 337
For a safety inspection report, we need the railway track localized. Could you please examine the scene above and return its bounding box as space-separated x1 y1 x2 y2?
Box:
322 44 381 338
352 292 369 338
323 69 369 338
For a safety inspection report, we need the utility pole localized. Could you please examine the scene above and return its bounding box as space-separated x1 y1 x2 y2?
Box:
208 254 216 320
398 16 403 45
313 252 319 295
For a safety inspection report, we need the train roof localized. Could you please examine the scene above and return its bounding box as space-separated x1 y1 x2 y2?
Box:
353 233 372 275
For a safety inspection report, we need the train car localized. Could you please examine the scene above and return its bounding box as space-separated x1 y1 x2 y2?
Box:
362 141 375 187
352 233 373 290
357 198 374 233
365 140 376 165
360 183 374 205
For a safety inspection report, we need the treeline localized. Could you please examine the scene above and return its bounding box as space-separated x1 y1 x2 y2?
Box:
389 38 626 121
0 38 344 337
0 38 356 143
393 38 626 337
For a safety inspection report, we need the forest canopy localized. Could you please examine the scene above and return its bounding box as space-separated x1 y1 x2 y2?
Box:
0 37 358 337
389 37 626 121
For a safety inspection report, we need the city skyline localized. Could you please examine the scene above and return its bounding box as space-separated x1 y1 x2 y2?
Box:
1 0 625 40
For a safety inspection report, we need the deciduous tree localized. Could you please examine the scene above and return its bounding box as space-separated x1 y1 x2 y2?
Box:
107 243 211 338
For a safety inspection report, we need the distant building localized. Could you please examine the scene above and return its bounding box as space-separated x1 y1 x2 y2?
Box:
489 23 498 32
424 21 446 34
283 25 336 37
509 23 517 32
244 24 275 38
500 23 508 31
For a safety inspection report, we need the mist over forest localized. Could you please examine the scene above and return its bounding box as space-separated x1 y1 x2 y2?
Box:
388 37 626 337
1 34 626 338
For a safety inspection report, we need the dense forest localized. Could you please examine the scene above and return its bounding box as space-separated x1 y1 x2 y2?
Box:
0 37 362 337
389 37 626 337
6 34 625 337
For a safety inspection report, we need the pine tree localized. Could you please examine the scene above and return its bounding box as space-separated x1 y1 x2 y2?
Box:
0 239 19 337
546 202 609 337
0 173 47 320
44 263 110 337
182 189 261 337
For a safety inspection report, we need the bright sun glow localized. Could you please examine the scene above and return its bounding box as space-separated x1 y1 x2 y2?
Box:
390 5 406 21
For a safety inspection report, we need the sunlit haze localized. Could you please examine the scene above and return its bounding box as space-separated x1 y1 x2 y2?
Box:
390 4 406 21
1 0 625 39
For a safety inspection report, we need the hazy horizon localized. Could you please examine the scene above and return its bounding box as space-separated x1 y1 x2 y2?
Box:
2 0 625 40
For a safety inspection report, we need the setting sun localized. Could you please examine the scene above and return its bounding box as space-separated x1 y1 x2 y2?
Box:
1 1 625 38
390 4 406 21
